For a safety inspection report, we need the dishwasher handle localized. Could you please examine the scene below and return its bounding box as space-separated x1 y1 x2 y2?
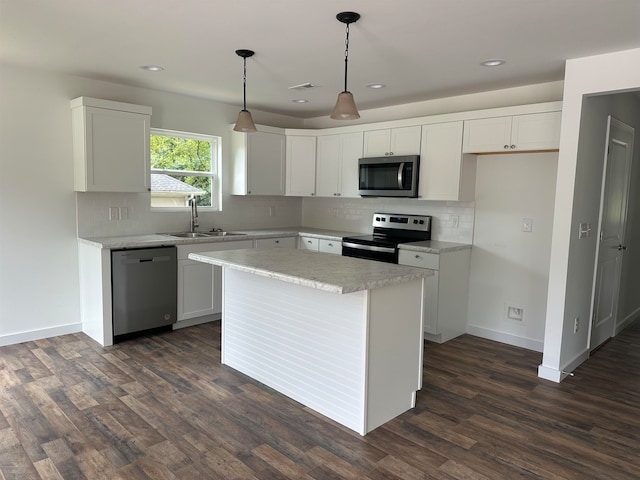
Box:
124 255 172 264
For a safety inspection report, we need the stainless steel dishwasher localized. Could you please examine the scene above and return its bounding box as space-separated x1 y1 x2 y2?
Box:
111 246 177 341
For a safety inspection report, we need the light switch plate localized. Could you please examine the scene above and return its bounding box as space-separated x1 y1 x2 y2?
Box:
522 218 533 232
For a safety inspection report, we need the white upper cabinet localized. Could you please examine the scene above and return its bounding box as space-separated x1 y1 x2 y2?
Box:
286 136 316 197
462 111 561 153
71 97 152 192
363 125 421 157
316 132 363 198
419 121 476 202
231 127 285 195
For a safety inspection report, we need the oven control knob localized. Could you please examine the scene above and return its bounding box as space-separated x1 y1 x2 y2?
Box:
413 219 418 224
375 216 380 221
419 220 424 224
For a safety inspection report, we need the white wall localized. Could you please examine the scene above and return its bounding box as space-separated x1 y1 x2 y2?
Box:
0 62 304 345
540 48 640 382
467 153 558 351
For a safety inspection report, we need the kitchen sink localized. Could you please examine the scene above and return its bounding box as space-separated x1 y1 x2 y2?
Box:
160 231 246 238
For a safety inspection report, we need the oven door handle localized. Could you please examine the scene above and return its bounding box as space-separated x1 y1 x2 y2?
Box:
397 162 405 189
342 242 396 254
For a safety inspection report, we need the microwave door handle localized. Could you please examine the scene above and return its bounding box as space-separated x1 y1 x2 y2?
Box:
397 162 405 189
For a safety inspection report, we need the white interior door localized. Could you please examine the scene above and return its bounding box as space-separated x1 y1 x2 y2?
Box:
590 116 634 351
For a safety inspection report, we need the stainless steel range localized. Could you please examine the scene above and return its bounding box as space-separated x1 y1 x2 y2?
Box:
342 213 432 263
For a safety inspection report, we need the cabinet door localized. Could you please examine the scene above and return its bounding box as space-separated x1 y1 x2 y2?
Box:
318 239 342 255
286 136 316 196
338 132 364 198
177 240 253 321
178 259 217 320
422 271 440 335
419 121 476 201
390 126 422 155
363 129 392 157
363 126 421 156
316 135 342 197
511 111 561 151
247 132 285 195
462 116 512 153
76 107 150 192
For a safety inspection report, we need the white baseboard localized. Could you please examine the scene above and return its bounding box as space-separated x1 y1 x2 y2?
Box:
615 306 640 335
538 347 590 383
0 323 82 347
466 324 543 352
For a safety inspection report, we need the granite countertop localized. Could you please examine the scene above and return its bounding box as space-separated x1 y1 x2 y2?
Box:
78 227 361 249
398 240 472 254
189 248 433 294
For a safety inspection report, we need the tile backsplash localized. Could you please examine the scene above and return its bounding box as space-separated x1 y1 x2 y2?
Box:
76 192 474 244
76 192 302 238
302 197 474 243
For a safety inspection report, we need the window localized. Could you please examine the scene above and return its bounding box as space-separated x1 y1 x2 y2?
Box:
150 129 221 209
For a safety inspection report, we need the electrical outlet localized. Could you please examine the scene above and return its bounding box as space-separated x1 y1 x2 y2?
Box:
522 218 533 232
574 317 580 333
507 305 524 321
451 215 459 228
269 206 275 217
119 207 128 220
578 222 591 239
109 207 119 221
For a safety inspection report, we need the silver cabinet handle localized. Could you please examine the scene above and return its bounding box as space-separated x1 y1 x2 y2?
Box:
617 244 627 251
504 145 509 150
510 145 516 149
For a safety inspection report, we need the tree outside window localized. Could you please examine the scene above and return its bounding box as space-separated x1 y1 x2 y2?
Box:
150 129 220 209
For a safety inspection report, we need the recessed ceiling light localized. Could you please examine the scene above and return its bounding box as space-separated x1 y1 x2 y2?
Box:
139 65 164 72
292 99 308 103
366 83 386 89
480 59 506 67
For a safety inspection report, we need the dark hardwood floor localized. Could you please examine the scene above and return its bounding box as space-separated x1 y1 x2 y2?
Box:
1 319 639 479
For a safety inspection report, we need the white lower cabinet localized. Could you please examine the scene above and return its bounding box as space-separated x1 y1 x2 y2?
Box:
177 240 253 322
254 237 297 249
398 248 471 343
298 236 342 255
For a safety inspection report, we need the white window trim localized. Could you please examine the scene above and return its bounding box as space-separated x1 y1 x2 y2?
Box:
150 128 222 211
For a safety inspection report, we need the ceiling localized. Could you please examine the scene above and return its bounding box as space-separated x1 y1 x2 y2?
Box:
1 0 639 119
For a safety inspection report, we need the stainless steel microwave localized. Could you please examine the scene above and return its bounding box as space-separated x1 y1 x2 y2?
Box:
358 155 419 197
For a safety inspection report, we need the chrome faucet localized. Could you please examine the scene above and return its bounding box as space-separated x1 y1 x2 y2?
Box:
189 197 199 232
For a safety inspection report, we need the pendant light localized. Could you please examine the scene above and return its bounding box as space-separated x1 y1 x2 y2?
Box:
233 49 257 132
330 11 360 120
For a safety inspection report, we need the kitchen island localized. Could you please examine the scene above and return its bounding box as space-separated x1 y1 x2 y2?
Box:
189 247 432 435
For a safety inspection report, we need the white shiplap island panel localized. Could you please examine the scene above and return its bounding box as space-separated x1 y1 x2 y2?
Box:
189 248 431 435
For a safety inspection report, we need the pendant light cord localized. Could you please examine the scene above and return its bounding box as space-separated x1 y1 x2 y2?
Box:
343 23 350 92
242 57 247 110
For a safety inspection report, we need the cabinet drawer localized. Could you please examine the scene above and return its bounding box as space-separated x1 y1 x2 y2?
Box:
398 250 439 270
177 240 253 259
318 239 342 255
299 236 319 251
255 237 296 248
